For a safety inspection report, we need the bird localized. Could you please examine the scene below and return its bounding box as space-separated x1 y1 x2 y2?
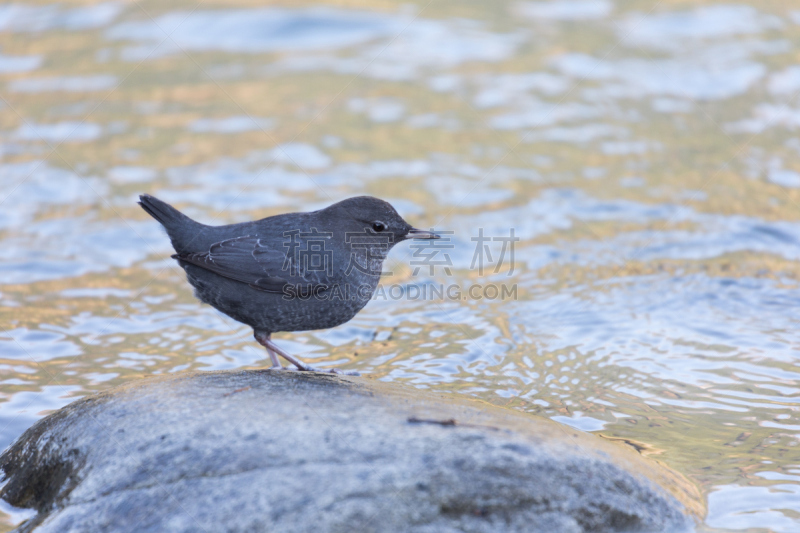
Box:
139 194 438 375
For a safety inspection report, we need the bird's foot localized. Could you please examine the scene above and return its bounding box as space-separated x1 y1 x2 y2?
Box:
328 368 361 376
293 364 360 376
255 331 360 376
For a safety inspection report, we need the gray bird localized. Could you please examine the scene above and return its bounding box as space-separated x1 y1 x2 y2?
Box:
139 194 438 374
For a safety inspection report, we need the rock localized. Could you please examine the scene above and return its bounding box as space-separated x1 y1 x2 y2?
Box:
0 371 702 533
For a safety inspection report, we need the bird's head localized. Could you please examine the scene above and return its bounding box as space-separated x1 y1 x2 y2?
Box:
322 196 439 249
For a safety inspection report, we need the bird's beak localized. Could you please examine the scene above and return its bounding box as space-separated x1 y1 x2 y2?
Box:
406 228 440 240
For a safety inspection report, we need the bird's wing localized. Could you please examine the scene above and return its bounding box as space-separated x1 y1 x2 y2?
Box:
173 235 332 293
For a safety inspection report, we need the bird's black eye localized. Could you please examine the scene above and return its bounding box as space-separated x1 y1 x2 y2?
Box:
372 221 386 232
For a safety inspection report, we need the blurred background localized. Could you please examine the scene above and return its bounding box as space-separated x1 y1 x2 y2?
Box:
1 0 799 531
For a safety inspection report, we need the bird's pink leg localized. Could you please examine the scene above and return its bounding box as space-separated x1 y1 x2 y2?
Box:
266 346 282 369
253 331 359 376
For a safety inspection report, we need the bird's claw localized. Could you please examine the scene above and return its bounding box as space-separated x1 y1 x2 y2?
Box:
294 365 360 376
327 368 361 376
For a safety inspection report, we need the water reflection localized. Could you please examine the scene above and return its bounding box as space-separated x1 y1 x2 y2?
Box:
0 52 40 74
107 7 521 78
708 482 800 532
0 2 122 32
7 75 118 93
516 0 613 21
1 1 800 531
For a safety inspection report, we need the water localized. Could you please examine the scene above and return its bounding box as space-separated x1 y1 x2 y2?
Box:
1 1 799 531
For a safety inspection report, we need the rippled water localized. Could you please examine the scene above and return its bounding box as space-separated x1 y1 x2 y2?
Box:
1 1 799 531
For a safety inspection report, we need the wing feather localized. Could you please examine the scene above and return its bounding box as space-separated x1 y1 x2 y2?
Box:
173 235 331 294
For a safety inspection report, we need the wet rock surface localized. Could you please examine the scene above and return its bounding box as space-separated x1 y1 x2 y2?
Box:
0 371 701 532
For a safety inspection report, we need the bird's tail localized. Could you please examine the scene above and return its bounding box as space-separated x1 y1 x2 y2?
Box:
139 194 206 253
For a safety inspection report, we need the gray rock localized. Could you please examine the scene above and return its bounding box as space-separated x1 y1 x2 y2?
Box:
0 371 702 533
